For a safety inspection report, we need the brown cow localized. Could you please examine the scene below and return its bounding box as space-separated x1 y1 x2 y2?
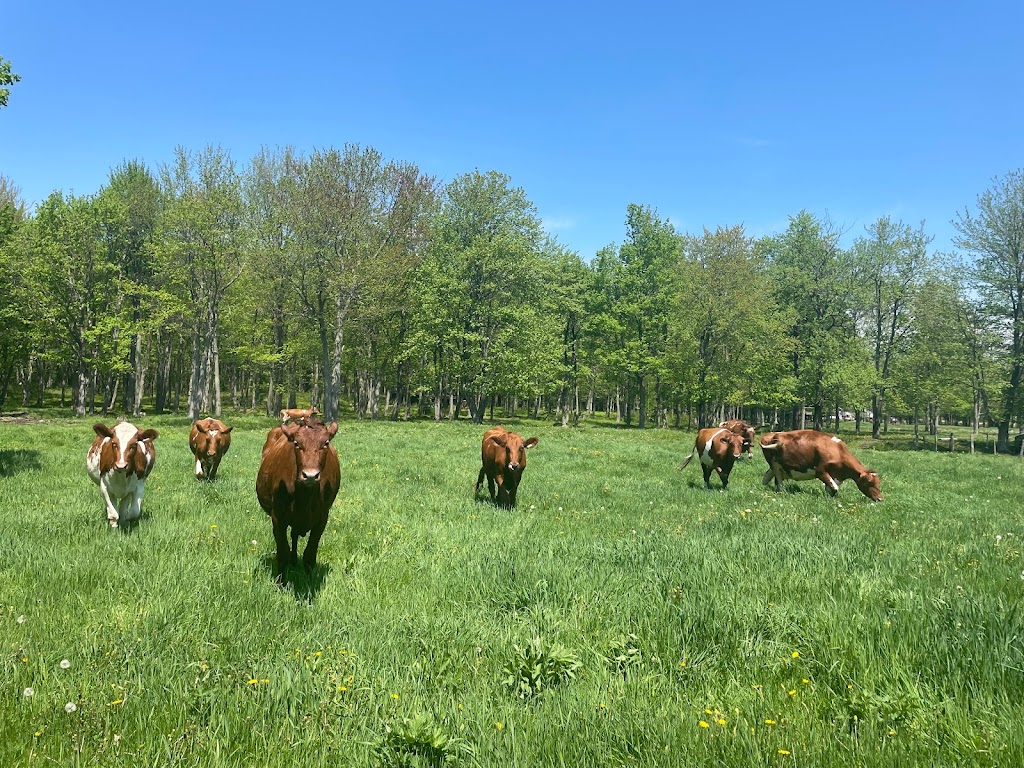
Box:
86 421 159 528
475 426 539 508
280 407 319 425
680 427 747 490
256 419 340 583
759 429 882 501
720 419 757 458
189 417 233 480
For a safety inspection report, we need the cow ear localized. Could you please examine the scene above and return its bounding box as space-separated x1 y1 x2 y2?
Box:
222 425 233 434
282 424 300 440
137 429 159 442
310 407 320 415
525 437 539 449
488 434 507 448
193 420 206 432
327 422 339 440
93 423 113 438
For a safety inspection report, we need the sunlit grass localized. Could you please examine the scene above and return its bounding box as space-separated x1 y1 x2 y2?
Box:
1 415 1023 766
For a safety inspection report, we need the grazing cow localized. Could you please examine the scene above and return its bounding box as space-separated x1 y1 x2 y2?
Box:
475 426 539 508
720 419 757 458
189 418 233 480
280 407 319 425
680 427 747 490
256 419 340 583
86 422 159 528
759 429 882 501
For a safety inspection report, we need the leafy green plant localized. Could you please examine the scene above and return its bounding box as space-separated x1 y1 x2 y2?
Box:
374 713 475 767
604 633 644 676
502 636 582 699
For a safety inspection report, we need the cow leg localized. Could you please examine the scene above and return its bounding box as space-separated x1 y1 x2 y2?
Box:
272 520 291 584
488 475 498 502
817 470 840 497
701 464 714 490
127 481 145 523
195 457 205 480
208 457 219 481
98 483 120 528
290 529 300 567
771 465 785 492
718 467 730 490
475 467 486 496
303 520 326 572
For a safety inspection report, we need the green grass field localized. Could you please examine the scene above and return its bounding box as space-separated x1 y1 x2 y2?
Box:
2 415 1023 767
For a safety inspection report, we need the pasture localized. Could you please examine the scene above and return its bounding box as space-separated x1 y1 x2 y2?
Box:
2 416 1023 767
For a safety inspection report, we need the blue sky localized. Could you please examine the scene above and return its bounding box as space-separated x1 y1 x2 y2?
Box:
3 1 1022 259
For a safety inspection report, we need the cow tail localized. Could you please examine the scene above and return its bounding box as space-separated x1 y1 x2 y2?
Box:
679 448 696 470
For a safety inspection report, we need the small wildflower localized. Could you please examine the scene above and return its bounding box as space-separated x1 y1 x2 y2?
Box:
34 730 42 737
64 702 77 714
337 685 347 692
888 728 896 736
699 721 709 729
495 722 504 730
599 702 606 710
251 539 258 547
791 651 799 659
248 678 259 685
765 719 776 725
778 749 790 755
679 660 686 668
16 615 26 624
23 687 34 697
60 659 71 669
210 524 217 530
20 656 27 663
802 678 809 684
109 699 123 706
788 689 796 696
705 708 713 715
716 718 727 726
391 693 399 700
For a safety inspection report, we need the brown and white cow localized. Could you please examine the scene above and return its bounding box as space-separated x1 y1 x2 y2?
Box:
189 418 233 480
680 427 747 490
759 429 882 501
256 419 340 583
475 426 539 508
720 419 757 458
86 421 159 528
280 407 319 425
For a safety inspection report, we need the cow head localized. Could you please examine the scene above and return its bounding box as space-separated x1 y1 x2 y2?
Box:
719 430 746 460
490 431 539 474
193 419 233 458
857 470 883 502
281 420 338 485
93 422 159 476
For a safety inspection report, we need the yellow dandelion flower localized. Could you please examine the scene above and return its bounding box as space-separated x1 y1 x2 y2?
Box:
699 721 710 729
679 660 686 668
210 524 217 529
716 718 727 726
337 685 347 692
390 693 399 700
34 731 42 738
109 699 123 706
260 678 269 684
778 749 791 755
765 719 776 725
791 651 799 659
888 728 896 736
495 722 504 730
705 708 713 715
788 689 796 696
802 678 810 684
248 679 259 685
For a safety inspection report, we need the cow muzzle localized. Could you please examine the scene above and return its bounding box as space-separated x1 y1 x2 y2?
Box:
508 462 520 471
300 470 321 484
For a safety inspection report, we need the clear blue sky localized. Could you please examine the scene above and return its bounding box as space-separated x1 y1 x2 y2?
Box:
3 1 1022 259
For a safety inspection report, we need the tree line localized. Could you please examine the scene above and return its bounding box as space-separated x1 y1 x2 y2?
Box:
1 146 1022 449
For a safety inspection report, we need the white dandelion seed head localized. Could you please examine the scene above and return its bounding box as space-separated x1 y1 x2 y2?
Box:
23 687 34 697
996 535 1003 544
250 540 258 547
64 702 77 713
60 658 71 669
16 615 26 624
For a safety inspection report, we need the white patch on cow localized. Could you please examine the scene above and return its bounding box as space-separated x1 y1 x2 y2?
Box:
101 436 111 445
195 458 203 478
209 429 218 437
788 468 817 481
831 436 842 443
828 477 840 492
701 429 727 466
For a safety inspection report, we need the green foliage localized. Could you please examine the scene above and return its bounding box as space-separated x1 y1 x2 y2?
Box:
375 713 475 767
502 636 583 699
0 55 19 107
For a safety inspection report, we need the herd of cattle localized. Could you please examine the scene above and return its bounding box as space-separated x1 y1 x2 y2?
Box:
84 413 881 582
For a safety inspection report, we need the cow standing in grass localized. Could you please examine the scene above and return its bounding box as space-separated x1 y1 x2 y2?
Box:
759 429 882 501
189 418 232 480
680 427 747 490
475 427 539 508
280 407 319 425
86 421 159 528
256 418 340 583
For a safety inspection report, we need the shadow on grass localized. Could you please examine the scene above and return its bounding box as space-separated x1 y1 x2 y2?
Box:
0 449 43 477
256 552 330 602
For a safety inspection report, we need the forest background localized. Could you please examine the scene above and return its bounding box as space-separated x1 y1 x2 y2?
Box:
1 146 1023 450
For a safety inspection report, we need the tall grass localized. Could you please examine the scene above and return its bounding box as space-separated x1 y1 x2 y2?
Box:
1 416 1022 766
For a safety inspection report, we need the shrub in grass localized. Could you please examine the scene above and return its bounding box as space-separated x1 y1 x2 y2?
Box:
502 636 582 699
374 713 475 767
